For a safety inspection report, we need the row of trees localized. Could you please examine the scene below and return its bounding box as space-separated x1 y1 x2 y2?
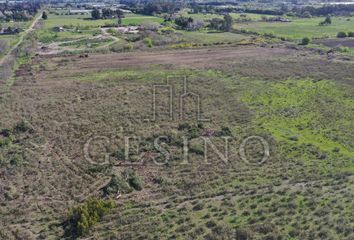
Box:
91 8 124 24
174 16 204 31
0 26 21 34
123 0 183 16
293 4 354 17
136 1 354 17
209 14 233 32
0 2 40 21
173 14 233 32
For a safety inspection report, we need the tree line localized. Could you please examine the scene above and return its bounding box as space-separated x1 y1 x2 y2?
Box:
0 2 40 21
122 0 354 18
91 8 125 24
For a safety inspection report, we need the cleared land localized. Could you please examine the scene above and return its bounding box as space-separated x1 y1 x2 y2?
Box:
0 43 353 239
314 38 354 48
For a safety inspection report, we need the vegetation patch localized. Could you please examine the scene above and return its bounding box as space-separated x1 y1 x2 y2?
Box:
242 79 354 173
64 198 115 237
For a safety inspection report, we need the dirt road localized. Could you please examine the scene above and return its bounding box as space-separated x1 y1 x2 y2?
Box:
0 11 43 67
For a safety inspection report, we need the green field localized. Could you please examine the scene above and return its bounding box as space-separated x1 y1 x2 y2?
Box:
0 20 31 29
44 13 164 29
236 16 354 40
180 30 249 44
0 21 31 57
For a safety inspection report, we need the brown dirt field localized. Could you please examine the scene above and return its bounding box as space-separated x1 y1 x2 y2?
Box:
38 44 354 86
314 38 354 48
47 45 297 72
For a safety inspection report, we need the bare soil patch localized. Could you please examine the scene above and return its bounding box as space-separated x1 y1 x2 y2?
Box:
314 38 354 48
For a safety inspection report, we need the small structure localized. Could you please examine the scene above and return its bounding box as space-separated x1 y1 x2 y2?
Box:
69 9 92 15
116 26 140 34
261 16 292 23
52 26 64 32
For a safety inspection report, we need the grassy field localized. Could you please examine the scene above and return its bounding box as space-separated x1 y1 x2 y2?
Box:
184 12 277 21
179 30 250 44
44 13 164 29
0 35 17 56
1 44 353 239
0 21 31 58
236 16 354 40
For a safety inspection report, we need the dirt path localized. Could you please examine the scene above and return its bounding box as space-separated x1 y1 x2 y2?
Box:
61 45 297 71
100 27 120 45
0 11 43 67
39 29 118 55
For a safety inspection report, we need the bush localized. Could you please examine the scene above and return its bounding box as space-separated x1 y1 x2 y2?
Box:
109 43 124 52
337 46 350 53
123 43 134 51
301 37 310 45
103 174 132 196
10 153 24 166
125 170 143 191
143 37 153 48
337 32 347 38
14 120 29 133
348 32 354 37
65 198 115 237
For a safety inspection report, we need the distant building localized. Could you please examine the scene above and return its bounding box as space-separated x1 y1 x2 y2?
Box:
69 9 92 14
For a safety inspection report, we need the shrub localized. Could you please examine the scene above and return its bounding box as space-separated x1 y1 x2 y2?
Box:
14 120 29 133
178 123 190 131
301 37 310 45
103 174 132 196
65 198 115 237
143 37 153 48
219 126 232 136
337 32 347 38
123 43 133 51
154 176 167 186
10 153 24 166
111 148 125 161
235 228 252 240
125 170 143 191
348 32 354 37
109 43 123 52
337 46 349 53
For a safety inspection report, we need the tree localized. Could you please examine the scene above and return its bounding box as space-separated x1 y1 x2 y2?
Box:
223 14 233 32
325 15 332 24
91 8 100 20
41 11 47 20
301 37 310 45
175 16 193 30
102 8 114 19
320 15 332 25
302 11 312 18
209 16 233 32
116 9 124 26
209 18 224 31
